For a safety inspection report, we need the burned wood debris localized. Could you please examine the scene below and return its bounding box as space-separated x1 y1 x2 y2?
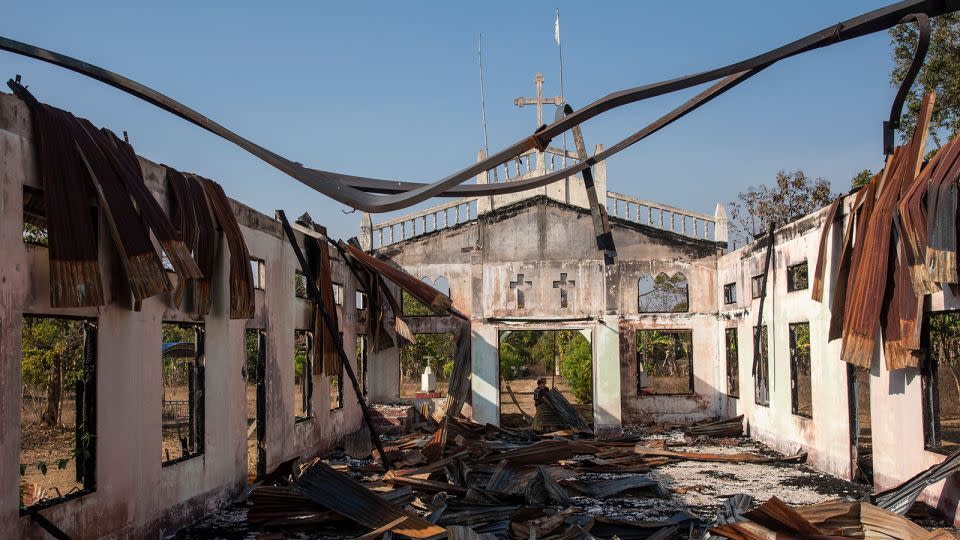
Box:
224 409 956 539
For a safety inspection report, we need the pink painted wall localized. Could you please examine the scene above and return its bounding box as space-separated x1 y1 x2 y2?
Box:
0 93 364 538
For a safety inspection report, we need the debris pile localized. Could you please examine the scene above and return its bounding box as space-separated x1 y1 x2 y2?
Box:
226 414 960 539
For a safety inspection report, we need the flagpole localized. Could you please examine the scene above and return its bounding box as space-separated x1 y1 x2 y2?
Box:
556 9 567 168
478 32 495 181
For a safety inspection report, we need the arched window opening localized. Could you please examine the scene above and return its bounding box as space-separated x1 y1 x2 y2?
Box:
638 272 689 313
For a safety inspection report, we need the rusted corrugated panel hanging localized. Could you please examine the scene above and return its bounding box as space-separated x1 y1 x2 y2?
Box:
829 180 876 341
373 273 409 351
810 196 842 303
342 243 452 316
925 139 960 284
304 225 340 375
26 103 104 308
898 138 949 295
840 93 933 369
198 176 255 319
376 275 414 347
165 168 200 309
186 174 218 315
69 112 170 302
98 127 201 281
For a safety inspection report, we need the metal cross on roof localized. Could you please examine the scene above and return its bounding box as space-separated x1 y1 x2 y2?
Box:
514 73 563 129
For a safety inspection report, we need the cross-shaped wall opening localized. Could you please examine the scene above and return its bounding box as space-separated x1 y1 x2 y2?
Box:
508 273 533 310
552 273 575 309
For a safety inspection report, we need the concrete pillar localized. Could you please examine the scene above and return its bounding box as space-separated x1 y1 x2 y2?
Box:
368 347 400 403
359 212 373 251
594 144 607 209
593 315 623 437
476 149 492 216
715 202 728 249
470 321 499 426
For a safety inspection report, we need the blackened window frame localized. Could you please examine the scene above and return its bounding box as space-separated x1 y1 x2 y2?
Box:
330 332 344 411
250 258 266 291
786 261 809 292
723 283 737 305
789 322 813 418
332 283 344 306
754 324 770 407
294 271 308 299
921 310 960 454
751 275 765 299
294 330 313 422
356 334 368 396
635 329 695 396
725 327 739 398
161 321 205 467
19 315 98 513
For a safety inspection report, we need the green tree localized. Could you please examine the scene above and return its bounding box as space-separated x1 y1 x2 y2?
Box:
401 291 432 317
851 169 873 189
400 333 454 382
890 13 960 146
498 331 540 382
727 170 833 247
21 317 85 426
559 333 592 403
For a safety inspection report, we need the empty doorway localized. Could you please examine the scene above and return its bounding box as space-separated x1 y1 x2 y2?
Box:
497 329 593 430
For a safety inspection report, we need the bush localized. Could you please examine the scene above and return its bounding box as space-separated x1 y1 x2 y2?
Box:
442 360 454 379
559 334 592 403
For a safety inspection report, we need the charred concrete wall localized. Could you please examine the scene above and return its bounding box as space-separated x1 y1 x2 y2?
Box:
719 196 960 524
0 93 364 538
376 196 723 433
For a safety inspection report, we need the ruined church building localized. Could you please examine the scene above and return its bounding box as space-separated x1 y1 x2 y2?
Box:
3 1 960 536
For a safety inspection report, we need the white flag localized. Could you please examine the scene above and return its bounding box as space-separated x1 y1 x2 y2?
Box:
554 11 560 46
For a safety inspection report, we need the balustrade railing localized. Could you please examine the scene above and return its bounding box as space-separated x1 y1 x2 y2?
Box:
371 198 479 248
606 191 717 241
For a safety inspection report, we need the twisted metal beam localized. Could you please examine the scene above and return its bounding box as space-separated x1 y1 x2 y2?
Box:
1 0 957 212
884 13 931 154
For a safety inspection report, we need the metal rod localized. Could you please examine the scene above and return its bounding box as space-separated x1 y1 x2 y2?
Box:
276 210 392 470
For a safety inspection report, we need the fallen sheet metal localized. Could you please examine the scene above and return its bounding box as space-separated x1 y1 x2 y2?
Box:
872 446 960 515
634 444 807 464
477 439 599 465
560 474 669 499
711 498 954 540
524 466 572 506
541 388 590 432
296 460 445 539
686 415 744 438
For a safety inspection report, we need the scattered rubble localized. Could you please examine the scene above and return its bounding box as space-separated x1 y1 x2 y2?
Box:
174 414 960 539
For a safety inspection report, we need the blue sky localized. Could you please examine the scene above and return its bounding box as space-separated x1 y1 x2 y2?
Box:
2 1 902 240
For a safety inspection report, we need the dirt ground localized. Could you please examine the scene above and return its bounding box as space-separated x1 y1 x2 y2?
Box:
172 426 953 540
19 420 83 507
499 377 591 426
400 379 450 398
